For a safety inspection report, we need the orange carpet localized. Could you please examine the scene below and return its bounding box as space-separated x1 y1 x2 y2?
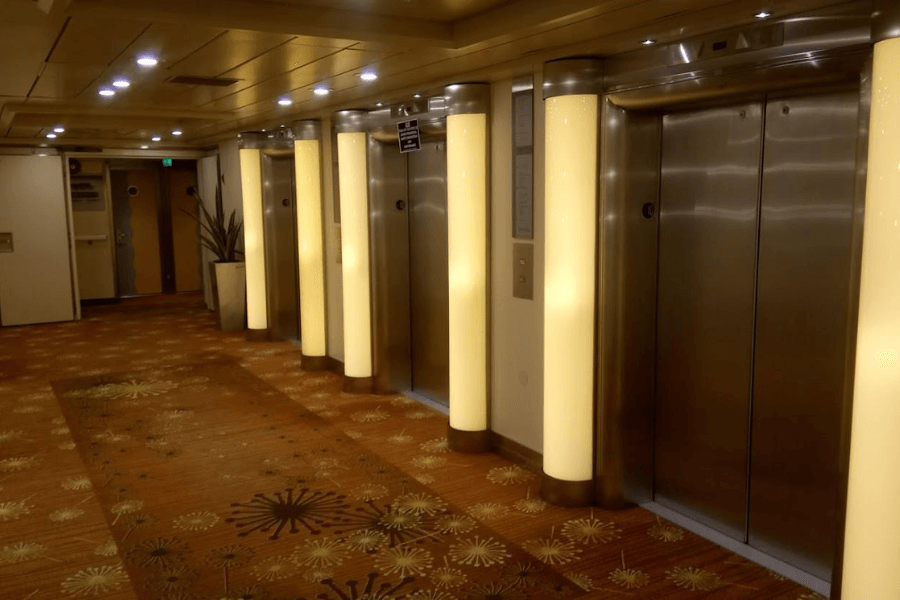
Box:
0 294 822 599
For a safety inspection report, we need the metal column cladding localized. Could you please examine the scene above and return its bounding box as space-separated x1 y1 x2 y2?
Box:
540 58 602 507
334 110 374 391
444 82 492 454
292 120 328 367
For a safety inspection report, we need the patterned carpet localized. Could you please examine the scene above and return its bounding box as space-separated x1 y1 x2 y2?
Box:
0 294 822 599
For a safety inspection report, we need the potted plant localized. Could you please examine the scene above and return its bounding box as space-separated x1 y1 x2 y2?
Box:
183 186 246 331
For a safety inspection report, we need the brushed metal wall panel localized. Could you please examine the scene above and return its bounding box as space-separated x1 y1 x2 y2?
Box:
748 91 859 580
408 139 450 405
262 154 300 341
655 102 762 541
368 137 412 394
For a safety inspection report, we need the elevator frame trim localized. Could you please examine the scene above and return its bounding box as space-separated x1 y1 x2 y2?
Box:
591 2 873 593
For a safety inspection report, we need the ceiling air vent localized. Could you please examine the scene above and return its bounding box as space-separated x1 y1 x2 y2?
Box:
166 75 241 87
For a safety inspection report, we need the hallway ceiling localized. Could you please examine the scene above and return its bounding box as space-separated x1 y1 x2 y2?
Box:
0 0 858 150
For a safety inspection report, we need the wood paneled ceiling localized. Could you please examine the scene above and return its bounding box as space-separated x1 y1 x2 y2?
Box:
0 0 855 150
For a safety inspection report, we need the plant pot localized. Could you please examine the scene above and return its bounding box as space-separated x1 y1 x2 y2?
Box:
210 261 246 331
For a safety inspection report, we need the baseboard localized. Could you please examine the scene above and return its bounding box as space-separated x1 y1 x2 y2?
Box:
80 298 120 306
490 431 543 475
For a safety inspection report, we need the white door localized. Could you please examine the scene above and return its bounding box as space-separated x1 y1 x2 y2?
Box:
0 155 75 325
71 159 115 300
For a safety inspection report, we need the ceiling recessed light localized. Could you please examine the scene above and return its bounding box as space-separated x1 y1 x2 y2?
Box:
141 145 149 149
151 135 161 142
113 79 130 88
99 88 115 97
313 86 330 96
46 133 57 139
755 10 771 18
277 97 293 106
642 38 656 46
53 126 65 133
375 102 383 107
137 55 158 67
172 129 183 136
359 70 378 81
413 93 422 99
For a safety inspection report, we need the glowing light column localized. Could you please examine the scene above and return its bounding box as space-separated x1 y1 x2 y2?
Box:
541 59 603 507
445 83 491 453
841 4 900 596
334 110 374 393
238 135 268 340
292 120 328 370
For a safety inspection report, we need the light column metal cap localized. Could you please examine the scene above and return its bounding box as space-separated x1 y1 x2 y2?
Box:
237 131 268 149
445 82 490 115
334 110 368 133
542 57 603 99
874 0 900 43
292 119 322 141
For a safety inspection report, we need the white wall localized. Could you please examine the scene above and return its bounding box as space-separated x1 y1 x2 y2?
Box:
0 155 75 325
490 72 545 454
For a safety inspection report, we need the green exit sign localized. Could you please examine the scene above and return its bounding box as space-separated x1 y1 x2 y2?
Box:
162 158 173 167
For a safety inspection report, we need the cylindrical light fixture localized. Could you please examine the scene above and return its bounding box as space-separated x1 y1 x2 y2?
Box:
334 110 374 393
540 58 603 507
841 3 900 596
292 120 329 371
239 133 269 340
445 83 491 454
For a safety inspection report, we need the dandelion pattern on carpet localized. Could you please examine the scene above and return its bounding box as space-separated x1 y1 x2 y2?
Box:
486 465 533 486
448 536 511 567
227 488 348 538
431 566 467 589
465 580 528 600
345 529 387 553
94 539 118 557
50 507 85 522
503 561 541 588
467 502 509 520
90 380 177 399
292 538 349 568
61 476 93 491
565 572 595 591
205 545 256 568
334 501 438 548
303 568 333 583
374 546 434 578
648 522 685 542
408 590 455 600
0 499 32 521
0 430 24 442
61 564 128 597
351 408 389 423
513 497 547 514
125 537 190 567
420 437 450 453
351 483 389 502
436 514 476 535
252 555 298 582
173 510 220 531
562 517 621 544
0 455 38 471
666 566 721 591
152 566 198 592
387 433 413 444
111 499 144 516
393 493 448 516
523 537 581 565
405 409 438 419
609 567 650 589
0 542 46 564
413 473 435 485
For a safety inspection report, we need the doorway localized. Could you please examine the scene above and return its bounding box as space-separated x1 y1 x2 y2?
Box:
653 91 859 580
110 160 201 297
368 120 450 405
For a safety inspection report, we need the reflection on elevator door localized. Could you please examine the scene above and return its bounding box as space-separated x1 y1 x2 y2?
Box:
654 91 859 580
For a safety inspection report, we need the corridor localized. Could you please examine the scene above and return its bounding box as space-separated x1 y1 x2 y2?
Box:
0 295 817 599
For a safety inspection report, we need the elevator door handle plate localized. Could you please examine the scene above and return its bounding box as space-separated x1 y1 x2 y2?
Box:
396 199 406 211
282 198 290 207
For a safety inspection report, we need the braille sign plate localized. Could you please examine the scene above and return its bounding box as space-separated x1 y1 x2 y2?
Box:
397 119 421 153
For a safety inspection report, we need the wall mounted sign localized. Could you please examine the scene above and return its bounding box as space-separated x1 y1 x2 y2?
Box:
397 119 421 153
162 158 173 167
512 79 534 240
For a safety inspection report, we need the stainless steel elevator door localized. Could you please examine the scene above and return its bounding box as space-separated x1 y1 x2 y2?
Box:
263 155 300 341
408 139 449 405
655 103 763 540
748 91 859 579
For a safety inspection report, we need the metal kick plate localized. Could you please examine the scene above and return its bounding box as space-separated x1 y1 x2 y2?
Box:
513 242 534 300
0 232 12 253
